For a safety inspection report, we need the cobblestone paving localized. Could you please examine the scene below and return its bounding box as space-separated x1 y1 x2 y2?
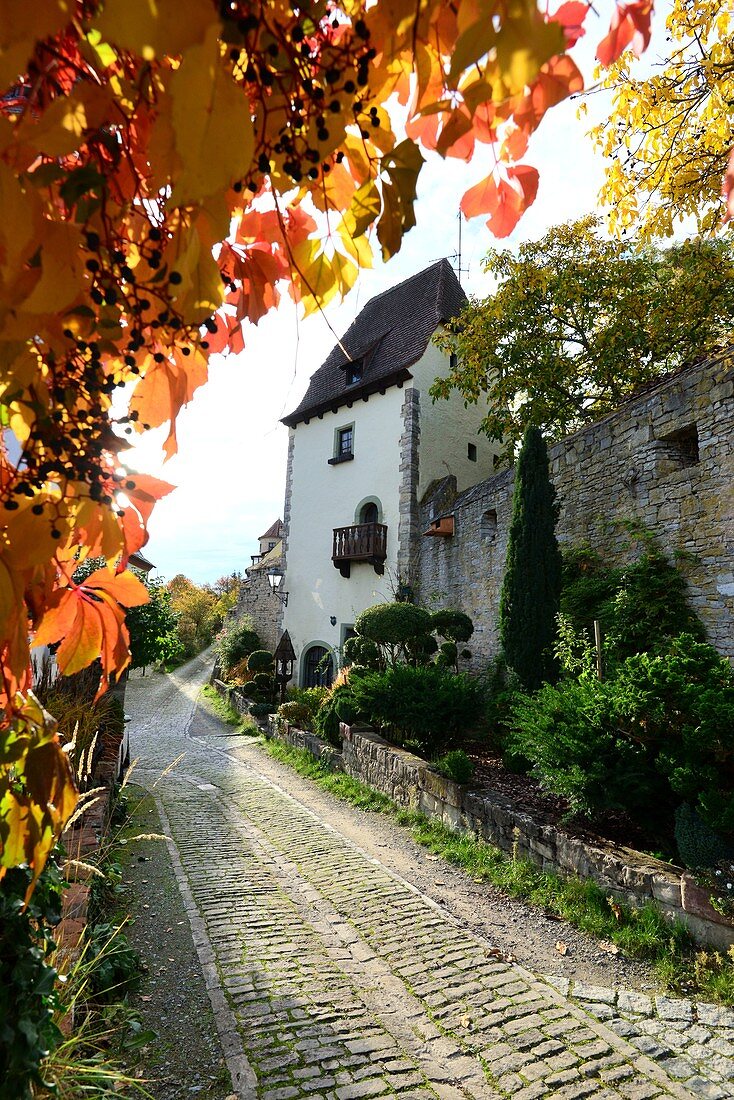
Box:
127 658 734 1100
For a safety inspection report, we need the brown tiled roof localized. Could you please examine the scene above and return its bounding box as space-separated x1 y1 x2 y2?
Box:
258 518 284 540
282 259 467 427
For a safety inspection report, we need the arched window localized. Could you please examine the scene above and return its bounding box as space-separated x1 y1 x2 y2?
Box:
303 645 334 688
360 501 378 525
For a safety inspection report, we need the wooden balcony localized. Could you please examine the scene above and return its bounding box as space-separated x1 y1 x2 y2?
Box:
332 522 388 578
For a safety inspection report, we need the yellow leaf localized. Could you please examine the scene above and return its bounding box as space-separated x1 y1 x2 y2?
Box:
0 164 43 308
169 27 254 206
93 0 217 60
0 0 72 89
495 12 564 97
21 222 84 316
15 84 113 157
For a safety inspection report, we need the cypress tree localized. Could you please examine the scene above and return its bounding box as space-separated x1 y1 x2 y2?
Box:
499 425 562 691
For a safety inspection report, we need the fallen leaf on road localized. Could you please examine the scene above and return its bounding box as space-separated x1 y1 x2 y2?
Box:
599 940 620 955
555 940 569 955
426 855 440 861
460 1014 471 1028
488 946 516 963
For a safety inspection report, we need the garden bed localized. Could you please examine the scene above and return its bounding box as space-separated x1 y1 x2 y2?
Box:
464 743 669 857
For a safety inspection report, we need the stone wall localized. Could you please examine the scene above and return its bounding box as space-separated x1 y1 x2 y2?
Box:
268 715 734 951
233 569 282 653
418 356 734 666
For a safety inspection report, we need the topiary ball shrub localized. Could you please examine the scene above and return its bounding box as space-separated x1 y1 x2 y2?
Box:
250 701 275 718
342 635 381 669
435 641 458 669
433 749 474 785
354 603 433 665
431 609 474 643
252 672 274 692
247 650 274 673
348 664 481 758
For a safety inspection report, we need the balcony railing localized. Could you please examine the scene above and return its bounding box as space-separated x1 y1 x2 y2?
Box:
332 522 388 578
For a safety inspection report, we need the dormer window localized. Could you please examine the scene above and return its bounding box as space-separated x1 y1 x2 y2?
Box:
346 363 362 385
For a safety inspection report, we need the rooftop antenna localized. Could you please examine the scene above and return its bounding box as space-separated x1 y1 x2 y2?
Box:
448 209 470 284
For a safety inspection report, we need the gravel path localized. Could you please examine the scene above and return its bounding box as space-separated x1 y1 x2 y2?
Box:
124 655 734 1099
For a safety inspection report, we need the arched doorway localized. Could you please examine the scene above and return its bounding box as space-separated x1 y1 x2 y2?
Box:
303 645 334 688
359 501 379 525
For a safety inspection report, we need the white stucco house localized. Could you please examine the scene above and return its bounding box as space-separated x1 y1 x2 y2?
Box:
278 259 501 687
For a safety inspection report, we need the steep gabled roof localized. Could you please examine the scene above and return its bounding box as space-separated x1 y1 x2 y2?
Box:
258 518 284 541
282 259 466 427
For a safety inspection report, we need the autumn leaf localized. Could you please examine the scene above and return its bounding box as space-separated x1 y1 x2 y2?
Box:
596 0 653 67
0 693 78 899
169 26 254 206
461 164 538 237
95 0 217 60
551 1 588 47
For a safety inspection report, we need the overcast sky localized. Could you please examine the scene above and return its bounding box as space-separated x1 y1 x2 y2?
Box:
128 5 672 585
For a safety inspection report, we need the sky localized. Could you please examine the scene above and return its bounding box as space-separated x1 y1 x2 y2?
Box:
128 5 672 585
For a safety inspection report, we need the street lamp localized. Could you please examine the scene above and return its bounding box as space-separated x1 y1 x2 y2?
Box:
274 631 296 703
267 565 288 606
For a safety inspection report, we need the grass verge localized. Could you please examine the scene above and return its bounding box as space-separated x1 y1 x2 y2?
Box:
200 684 259 734
261 735 734 1006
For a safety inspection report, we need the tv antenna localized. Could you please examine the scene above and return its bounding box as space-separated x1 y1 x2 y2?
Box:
447 209 470 284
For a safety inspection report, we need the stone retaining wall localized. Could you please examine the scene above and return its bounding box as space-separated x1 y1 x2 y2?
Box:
268 715 734 952
419 356 734 667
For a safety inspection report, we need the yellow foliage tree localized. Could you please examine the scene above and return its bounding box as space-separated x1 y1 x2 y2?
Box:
0 0 658 892
593 1 734 238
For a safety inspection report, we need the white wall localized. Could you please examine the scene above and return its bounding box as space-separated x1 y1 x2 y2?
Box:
411 339 500 500
283 386 406 683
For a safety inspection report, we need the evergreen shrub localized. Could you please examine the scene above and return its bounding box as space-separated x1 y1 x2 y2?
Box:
433 749 474 785
347 664 481 757
509 635 734 846
247 649 274 673
277 701 314 730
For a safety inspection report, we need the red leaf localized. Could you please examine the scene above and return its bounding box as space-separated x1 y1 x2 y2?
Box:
551 1 589 47
596 0 653 67
461 165 539 238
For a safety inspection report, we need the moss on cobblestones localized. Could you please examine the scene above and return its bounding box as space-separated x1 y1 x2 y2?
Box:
264 735 734 1006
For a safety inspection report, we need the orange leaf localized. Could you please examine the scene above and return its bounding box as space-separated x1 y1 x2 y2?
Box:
596 0 653 67
55 598 104 676
84 566 149 608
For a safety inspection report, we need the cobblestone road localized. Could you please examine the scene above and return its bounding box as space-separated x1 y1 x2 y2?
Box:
127 655 734 1100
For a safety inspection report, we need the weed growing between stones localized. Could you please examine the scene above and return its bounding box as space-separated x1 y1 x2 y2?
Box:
263 736 734 1006
261 739 396 813
201 684 259 734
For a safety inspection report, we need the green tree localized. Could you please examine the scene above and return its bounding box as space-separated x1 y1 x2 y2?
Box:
432 218 734 457
126 579 180 671
499 425 562 692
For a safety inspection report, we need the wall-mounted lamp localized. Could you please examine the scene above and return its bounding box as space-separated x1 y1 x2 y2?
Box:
267 566 289 606
329 615 337 626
